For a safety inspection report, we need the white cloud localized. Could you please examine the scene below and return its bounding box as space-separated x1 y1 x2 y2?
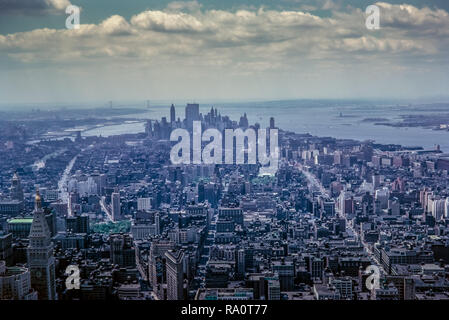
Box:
376 2 449 36
131 10 206 33
0 2 448 101
46 0 71 11
0 0 72 15
100 15 133 36
322 0 340 10
1 3 447 66
166 0 202 13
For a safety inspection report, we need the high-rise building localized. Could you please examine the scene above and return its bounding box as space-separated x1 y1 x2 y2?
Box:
66 214 90 234
165 249 185 300
27 189 56 300
198 181 205 203
273 260 295 291
239 113 249 128
11 172 24 202
0 200 23 215
236 249 245 277
185 103 200 128
111 190 121 221
170 104 176 123
331 277 353 299
148 240 175 297
75 130 82 143
67 192 77 217
0 232 13 266
218 207 243 225
155 212 160 235
109 233 136 267
137 198 152 211
145 120 153 138
269 117 275 129
0 261 37 300
267 279 281 300
375 187 389 210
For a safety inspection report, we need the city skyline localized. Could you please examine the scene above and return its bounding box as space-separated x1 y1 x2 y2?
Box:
2 0 449 305
1 102 449 301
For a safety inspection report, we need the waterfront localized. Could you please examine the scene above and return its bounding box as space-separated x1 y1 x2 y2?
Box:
82 100 449 152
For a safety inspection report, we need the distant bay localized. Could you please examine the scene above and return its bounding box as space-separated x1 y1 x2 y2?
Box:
81 100 449 152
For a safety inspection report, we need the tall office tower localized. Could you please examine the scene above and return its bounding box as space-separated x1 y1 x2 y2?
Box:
153 120 161 139
267 279 281 300
75 130 82 143
239 113 249 128
269 117 275 129
145 120 153 137
67 192 74 217
185 103 199 128
0 232 13 266
98 174 107 195
198 181 205 203
66 214 90 234
148 240 175 298
11 172 24 202
27 189 56 300
165 250 185 300
137 197 152 211
155 212 160 235
432 198 446 221
375 187 389 210
109 233 136 267
372 174 382 189
90 172 102 195
272 260 295 291
236 249 246 277
170 104 176 123
111 190 121 221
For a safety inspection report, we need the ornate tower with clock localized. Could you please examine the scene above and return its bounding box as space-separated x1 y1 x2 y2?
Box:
27 189 56 300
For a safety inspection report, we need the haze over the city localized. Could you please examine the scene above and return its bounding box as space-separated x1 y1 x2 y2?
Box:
0 0 448 103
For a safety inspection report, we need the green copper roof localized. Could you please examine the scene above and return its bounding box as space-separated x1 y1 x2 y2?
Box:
8 218 33 224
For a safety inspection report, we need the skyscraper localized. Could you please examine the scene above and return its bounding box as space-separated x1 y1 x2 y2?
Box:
145 120 153 138
11 172 24 202
165 249 185 300
67 192 76 217
185 103 199 129
111 190 121 221
198 181 205 203
269 117 275 129
155 212 160 235
170 104 176 124
148 240 175 298
27 189 56 300
239 113 249 128
109 233 136 267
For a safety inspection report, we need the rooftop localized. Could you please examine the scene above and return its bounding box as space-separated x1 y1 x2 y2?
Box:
8 218 33 224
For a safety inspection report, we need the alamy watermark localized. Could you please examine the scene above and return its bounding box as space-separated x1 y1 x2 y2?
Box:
66 5 80 30
365 5 380 30
170 121 279 174
365 265 381 290
65 264 80 290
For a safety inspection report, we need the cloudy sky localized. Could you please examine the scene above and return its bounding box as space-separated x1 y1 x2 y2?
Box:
0 0 448 104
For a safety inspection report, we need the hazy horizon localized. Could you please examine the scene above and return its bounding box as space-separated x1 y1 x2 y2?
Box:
3 96 449 111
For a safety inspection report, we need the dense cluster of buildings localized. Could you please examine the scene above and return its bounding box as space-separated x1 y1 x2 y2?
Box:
1 103 449 300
